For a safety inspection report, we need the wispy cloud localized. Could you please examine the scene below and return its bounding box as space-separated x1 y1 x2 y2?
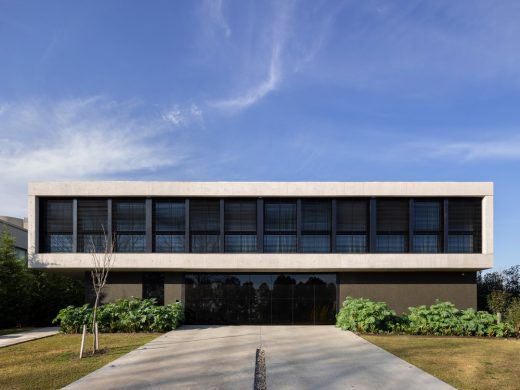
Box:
0 97 190 216
162 103 204 127
209 2 291 112
203 0 231 38
408 137 520 161
208 1 343 113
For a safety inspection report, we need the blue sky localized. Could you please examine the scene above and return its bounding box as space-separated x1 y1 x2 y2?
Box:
0 1 519 269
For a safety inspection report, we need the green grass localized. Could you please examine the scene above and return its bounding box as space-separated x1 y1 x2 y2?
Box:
0 327 34 336
363 335 520 390
0 333 161 390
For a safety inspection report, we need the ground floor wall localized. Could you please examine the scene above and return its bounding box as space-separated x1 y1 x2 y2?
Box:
85 271 477 318
338 271 477 314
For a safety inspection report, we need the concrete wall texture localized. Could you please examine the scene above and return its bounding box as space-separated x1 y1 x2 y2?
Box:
30 181 491 317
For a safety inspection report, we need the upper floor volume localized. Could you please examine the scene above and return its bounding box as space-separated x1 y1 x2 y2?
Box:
28 182 493 261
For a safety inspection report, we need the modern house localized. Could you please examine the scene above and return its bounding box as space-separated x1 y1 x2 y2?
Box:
1 216 28 260
28 181 492 325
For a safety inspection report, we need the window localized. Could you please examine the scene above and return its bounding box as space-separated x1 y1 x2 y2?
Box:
113 200 146 252
153 200 185 253
336 199 368 253
447 198 482 253
77 199 108 253
190 199 220 252
40 199 73 252
264 200 296 253
143 272 164 305
301 199 330 253
225 199 256 253
412 200 442 253
376 199 409 253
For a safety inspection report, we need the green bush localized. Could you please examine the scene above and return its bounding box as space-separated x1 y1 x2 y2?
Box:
405 301 513 336
506 298 520 335
336 297 515 337
336 296 397 333
53 298 184 333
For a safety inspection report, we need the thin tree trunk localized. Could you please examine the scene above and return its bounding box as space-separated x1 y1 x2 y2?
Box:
92 293 100 353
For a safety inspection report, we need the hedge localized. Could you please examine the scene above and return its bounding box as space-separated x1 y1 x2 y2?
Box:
53 298 184 333
336 297 515 337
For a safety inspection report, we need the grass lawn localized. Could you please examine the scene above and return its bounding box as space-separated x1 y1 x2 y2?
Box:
0 327 34 336
0 332 161 390
363 335 520 390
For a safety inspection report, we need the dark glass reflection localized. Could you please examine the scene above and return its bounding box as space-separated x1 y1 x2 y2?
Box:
184 273 336 325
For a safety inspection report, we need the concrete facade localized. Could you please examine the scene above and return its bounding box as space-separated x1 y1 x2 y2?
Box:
29 181 493 316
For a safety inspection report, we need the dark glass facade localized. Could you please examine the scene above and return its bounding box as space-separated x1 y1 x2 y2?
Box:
184 273 337 325
38 196 483 254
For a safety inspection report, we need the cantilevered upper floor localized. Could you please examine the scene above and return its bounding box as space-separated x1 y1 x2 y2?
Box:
28 181 493 272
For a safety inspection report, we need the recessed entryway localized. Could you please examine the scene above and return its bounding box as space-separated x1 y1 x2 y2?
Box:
184 273 337 325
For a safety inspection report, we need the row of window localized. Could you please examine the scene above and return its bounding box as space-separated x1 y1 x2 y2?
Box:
39 197 482 254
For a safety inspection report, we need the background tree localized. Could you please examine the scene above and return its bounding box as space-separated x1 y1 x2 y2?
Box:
0 228 83 329
0 229 30 328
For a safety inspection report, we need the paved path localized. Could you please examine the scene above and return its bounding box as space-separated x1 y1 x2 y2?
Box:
0 327 60 348
64 326 453 390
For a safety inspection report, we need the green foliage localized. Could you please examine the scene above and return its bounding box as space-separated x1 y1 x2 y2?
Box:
0 228 84 328
404 301 513 337
336 297 515 338
487 290 511 316
53 298 184 333
0 229 30 328
506 298 520 335
335 296 397 333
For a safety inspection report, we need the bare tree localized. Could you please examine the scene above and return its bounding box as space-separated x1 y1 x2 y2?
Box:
89 227 115 354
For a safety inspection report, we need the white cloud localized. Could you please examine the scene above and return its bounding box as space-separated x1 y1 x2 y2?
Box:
211 43 283 111
0 97 189 217
411 137 520 161
209 2 292 112
209 1 342 113
204 0 231 38
162 103 204 127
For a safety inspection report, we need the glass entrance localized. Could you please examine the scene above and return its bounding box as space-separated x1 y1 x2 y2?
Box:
184 273 337 325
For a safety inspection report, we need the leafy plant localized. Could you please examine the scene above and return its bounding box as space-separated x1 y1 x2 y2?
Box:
506 298 520 335
487 290 511 321
336 297 515 338
336 296 397 333
53 298 184 333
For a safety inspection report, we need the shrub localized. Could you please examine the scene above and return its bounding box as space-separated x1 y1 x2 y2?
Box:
336 296 397 333
506 298 520 335
336 297 515 337
487 290 511 319
53 298 184 333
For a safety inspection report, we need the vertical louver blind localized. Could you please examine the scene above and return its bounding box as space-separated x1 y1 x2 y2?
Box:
264 200 297 253
447 198 482 253
412 200 442 253
301 199 330 253
224 199 257 253
190 199 220 252
376 198 409 253
40 199 73 252
336 199 368 253
225 200 256 232
153 200 185 253
77 199 108 252
113 200 146 252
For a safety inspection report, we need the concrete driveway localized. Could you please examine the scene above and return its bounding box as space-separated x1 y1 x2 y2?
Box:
64 326 453 390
